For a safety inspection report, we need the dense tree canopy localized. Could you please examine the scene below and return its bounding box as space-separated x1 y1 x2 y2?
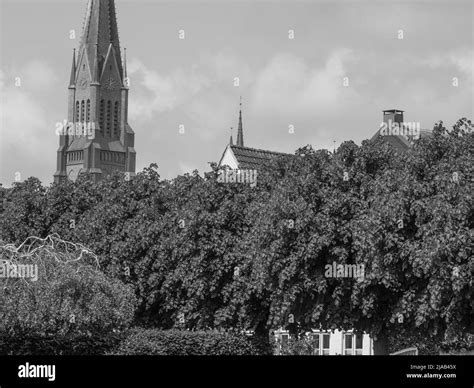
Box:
0 119 472 354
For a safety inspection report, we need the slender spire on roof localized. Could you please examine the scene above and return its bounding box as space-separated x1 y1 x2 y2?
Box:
69 49 77 87
229 127 234 145
236 96 244 147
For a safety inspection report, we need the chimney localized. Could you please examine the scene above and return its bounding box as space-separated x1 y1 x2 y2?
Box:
383 109 404 125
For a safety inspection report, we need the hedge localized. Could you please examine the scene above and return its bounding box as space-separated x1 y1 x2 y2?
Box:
112 328 267 355
0 331 125 355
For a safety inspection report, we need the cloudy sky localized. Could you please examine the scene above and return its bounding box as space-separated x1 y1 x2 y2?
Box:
0 0 472 187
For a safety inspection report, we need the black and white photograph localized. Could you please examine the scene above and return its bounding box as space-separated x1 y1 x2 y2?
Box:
0 0 472 386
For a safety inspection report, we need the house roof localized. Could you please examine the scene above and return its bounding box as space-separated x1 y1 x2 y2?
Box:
419 129 433 139
228 145 292 169
370 127 433 152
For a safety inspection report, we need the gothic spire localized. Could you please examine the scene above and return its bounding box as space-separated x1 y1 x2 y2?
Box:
69 49 76 86
229 127 233 145
236 96 244 147
79 0 123 81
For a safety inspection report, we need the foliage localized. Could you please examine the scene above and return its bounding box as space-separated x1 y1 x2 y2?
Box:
0 119 472 354
111 328 265 355
0 235 137 343
276 334 317 355
0 332 124 356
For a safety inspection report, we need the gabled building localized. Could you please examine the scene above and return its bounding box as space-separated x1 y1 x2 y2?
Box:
370 109 432 151
218 100 291 169
54 0 136 183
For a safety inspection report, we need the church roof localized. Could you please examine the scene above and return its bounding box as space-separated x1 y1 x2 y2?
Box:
67 136 128 152
229 145 292 169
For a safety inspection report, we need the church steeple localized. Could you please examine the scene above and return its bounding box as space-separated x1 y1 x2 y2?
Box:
55 0 136 184
236 96 244 147
79 0 123 82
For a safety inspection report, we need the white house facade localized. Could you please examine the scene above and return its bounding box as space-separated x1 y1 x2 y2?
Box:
274 329 374 355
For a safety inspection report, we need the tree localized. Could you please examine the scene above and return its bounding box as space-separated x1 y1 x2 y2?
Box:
0 235 136 341
0 120 471 355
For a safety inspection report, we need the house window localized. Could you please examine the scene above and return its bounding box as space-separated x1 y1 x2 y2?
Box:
311 332 330 355
344 333 364 355
355 333 363 355
311 333 320 355
281 334 289 353
344 334 353 355
322 334 330 355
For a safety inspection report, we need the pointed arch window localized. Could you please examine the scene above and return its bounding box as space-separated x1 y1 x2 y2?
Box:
114 101 119 137
99 100 105 132
81 100 85 122
86 99 90 123
75 101 80 123
106 100 112 137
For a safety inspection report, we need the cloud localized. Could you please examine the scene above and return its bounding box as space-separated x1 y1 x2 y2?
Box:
178 161 199 175
127 58 211 123
419 49 473 77
185 91 241 141
252 49 359 118
18 60 58 92
127 49 253 125
0 67 52 185
200 48 253 86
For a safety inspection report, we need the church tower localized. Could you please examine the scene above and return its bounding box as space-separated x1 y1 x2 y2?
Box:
54 0 136 183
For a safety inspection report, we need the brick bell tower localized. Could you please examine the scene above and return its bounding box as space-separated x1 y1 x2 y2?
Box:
54 0 136 183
